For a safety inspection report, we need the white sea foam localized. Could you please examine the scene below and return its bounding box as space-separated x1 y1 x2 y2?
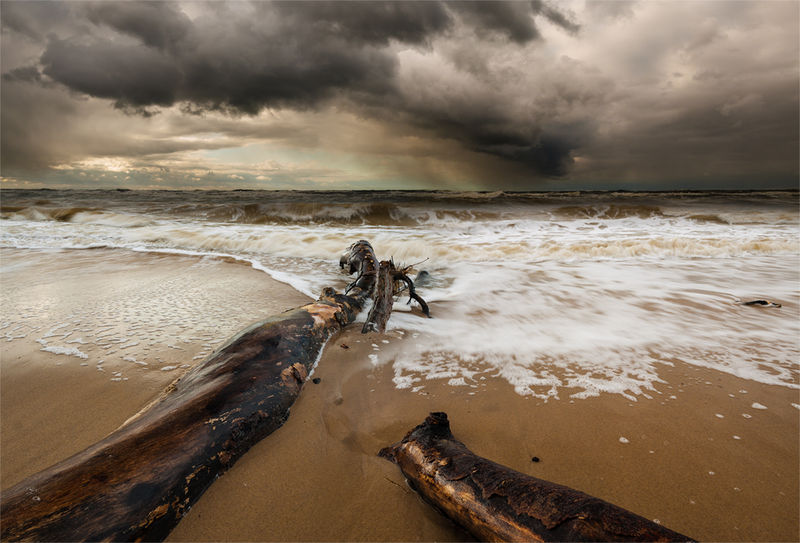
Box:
40 344 89 359
388 255 799 399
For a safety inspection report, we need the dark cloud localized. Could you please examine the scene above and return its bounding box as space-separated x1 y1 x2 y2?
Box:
381 103 585 178
85 1 192 53
41 37 181 109
450 1 579 43
2 65 42 84
536 1 581 34
449 1 542 43
271 1 453 46
38 2 403 115
8 0 579 178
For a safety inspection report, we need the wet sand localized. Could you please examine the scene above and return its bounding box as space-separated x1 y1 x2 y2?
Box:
2 248 799 541
0 248 311 489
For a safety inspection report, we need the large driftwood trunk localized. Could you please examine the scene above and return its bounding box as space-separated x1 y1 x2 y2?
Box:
380 413 694 543
1 243 380 542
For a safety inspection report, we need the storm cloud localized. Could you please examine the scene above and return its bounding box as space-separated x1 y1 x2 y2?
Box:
34 0 571 114
1 0 797 189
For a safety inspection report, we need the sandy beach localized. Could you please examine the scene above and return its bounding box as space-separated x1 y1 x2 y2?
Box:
2 247 798 542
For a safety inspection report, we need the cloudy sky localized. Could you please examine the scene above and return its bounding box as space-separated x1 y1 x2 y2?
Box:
1 0 798 191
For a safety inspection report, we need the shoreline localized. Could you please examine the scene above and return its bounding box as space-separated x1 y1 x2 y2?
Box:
1 247 798 541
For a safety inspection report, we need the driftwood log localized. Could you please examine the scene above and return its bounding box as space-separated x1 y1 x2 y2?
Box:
0 243 383 542
363 260 395 333
380 413 694 542
340 240 430 334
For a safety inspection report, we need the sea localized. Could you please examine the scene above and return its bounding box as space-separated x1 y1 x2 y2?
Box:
1 189 798 401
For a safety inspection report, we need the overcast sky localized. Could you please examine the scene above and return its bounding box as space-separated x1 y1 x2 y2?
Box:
1 0 798 191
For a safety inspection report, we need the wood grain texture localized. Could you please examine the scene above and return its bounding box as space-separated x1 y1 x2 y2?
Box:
362 260 393 333
380 413 695 543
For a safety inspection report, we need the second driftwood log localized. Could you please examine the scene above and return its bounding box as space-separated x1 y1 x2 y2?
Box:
0 242 383 542
380 413 694 542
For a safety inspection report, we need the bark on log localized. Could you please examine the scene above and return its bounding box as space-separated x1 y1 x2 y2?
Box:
1 262 376 541
380 412 694 543
340 239 378 295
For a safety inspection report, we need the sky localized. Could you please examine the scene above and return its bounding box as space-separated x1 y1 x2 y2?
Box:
1 0 798 191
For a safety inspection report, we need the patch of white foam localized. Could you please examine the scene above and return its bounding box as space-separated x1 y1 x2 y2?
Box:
41 323 70 339
39 343 88 359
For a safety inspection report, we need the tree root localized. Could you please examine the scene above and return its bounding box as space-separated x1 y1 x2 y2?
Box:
340 240 431 333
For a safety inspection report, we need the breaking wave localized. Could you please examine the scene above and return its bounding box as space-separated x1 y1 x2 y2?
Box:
551 204 664 219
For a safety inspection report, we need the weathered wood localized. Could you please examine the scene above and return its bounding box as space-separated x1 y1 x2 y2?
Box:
362 261 394 333
393 269 430 317
340 240 430 333
1 258 376 542
340 239 378 295
380 413 694 543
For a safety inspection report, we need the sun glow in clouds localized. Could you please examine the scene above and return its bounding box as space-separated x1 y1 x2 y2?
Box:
53 157 134 173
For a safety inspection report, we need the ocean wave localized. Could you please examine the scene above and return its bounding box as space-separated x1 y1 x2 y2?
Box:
430 190 506 200
2 206 155 228
686 214 731 225
3 217 796 265
2 206 99 222
552 204 665 219
167 201 505 226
